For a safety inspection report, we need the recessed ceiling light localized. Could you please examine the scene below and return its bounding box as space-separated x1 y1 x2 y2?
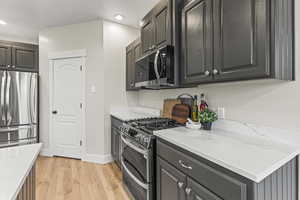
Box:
0 20 7 25
114 14 124 21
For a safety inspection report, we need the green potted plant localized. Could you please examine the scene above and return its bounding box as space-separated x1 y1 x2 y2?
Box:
199 108 218 130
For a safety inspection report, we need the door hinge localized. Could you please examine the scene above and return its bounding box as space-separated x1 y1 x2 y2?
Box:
80 65 83 71
80 103 83 109
80 140 82 146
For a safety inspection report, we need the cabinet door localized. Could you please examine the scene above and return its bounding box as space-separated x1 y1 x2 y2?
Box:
213 0 269 81
181 0 214 85
134 42 142 61
115 130 120 167
111 127 117 160
0 43 11 69
12 45 38 72
126 48 135 90
141 17 155 54
186 178 223 200
153 0 171 48
157 157 186 200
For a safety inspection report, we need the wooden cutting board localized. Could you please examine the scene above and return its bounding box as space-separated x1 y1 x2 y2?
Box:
172 104 191 124
162 99 181 118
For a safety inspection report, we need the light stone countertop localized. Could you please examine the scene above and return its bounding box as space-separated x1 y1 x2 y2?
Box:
110 106 161 121
0 143 42 200
154 120 300 183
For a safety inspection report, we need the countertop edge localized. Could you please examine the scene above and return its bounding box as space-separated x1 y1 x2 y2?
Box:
11 143 42 200
156 134 299 183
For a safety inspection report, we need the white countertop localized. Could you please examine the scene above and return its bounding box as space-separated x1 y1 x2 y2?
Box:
110 106 161 121
154 120 300 183
0 143 42 200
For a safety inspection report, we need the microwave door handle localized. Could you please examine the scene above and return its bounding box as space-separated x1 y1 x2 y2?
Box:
154 50 160 81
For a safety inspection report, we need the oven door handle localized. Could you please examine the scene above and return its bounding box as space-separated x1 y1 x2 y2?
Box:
121 159 149 190
121 134 148 155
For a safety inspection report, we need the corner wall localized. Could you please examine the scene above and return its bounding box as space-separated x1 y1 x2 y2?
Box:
39 20 139 160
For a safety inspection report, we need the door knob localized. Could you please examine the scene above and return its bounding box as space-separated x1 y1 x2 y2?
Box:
52 110 58 114
185 188 192 195
213 69 219 75
204 70 210 76
178 182 184 188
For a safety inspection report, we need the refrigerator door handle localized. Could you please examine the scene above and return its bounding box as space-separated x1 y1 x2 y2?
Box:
1 72 6 123
6 72 12 125
29 74 37 124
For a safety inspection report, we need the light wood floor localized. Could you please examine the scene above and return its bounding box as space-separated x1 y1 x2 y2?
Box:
36 156 131 200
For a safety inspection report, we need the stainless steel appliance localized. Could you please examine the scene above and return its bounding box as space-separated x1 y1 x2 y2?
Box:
0 71 38 148
135 45 177 89
120 118 182 200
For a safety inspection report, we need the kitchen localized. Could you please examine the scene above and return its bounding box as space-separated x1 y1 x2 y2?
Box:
0 0 299 199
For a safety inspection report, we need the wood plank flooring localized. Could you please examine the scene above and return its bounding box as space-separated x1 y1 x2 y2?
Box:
36 156 131 200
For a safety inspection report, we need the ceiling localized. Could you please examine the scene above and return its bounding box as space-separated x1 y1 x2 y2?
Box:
0 0 159 42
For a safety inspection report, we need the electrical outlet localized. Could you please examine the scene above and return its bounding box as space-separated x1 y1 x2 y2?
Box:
217 107 225 119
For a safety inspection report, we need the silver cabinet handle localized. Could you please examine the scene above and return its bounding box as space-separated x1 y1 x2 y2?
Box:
178 182 184 188
204 70 210 76
185 188 192 195
7 65 10 68
179 160 192 170
213 69 219 75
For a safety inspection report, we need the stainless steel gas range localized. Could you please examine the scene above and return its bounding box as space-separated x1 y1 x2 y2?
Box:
119 117 182 200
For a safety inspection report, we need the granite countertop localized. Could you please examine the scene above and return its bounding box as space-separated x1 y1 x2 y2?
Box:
154 120 300 183
0 143 42 200
110 106 161 121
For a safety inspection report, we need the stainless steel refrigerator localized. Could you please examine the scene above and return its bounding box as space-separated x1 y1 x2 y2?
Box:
0 71 38 148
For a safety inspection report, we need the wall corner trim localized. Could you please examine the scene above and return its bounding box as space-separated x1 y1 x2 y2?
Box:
82 153 113 164
39 148 54 157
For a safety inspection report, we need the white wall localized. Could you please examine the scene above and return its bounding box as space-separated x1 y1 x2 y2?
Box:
39 20 139 159
103 20 139 155
39 20 104 156
139 1 300 133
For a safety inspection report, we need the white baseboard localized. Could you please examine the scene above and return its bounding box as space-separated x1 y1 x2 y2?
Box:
39 148 113 165
39 148 54 157
82 153 113 164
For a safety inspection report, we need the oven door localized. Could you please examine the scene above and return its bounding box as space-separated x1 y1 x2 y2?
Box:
121 134 149 200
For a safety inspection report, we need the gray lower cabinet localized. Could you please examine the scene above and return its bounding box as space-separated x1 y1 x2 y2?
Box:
157 157 186 200
157 138 298 200
0 40 38 72
111 116 122 167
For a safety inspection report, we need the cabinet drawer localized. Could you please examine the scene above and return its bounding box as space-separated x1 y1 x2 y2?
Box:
157 140 247 200
111 116 123 129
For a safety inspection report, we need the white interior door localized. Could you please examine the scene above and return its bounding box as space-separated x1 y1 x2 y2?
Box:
51 57 84 159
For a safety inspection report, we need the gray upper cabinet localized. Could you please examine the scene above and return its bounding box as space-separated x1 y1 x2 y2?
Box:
181 0 294 85
141 17 155 54
0 43 12 69
0 40 38 72
157 157 186 200
126 38 141 91
12 44 38 72
141 0 177 55
213 0 269 81
181 0 214 84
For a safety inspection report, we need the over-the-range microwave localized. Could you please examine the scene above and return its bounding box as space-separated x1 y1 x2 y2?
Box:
135 45 177 89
